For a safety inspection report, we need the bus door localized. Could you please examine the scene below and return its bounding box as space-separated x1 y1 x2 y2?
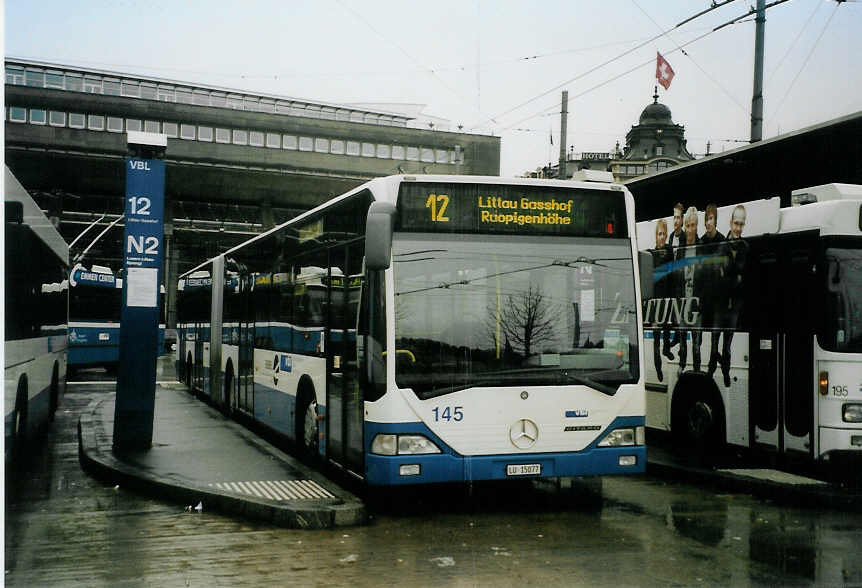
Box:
325 243 365 477
751 234 816 458
237 274 254 414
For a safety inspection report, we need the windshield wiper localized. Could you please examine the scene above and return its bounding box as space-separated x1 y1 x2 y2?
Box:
557 372 618 396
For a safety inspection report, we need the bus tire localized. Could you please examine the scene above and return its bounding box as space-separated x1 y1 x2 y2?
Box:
11 377 28 458
296 382 319 460
49 362 60 421
185 353 193 389
223 362 234 416
672 379 725 454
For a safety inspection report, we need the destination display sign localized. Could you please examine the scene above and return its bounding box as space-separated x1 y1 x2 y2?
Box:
397 182 627 237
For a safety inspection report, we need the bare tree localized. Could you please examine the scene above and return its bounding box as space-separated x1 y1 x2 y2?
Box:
488 283 558 358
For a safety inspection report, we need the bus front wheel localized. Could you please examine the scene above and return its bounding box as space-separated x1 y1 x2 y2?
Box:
12 379 28 457
673 387 724 454
296 388 319 459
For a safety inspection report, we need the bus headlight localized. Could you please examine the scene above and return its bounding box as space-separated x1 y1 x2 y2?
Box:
371 434 397 455
843 404 862 423
598 426 645 447
371 434 442 455
398 435 442 455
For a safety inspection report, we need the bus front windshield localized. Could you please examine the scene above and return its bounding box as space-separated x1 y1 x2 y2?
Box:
392 233 639 399
824 246 862 353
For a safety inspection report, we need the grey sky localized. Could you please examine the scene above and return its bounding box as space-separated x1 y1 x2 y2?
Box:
5 0 861 176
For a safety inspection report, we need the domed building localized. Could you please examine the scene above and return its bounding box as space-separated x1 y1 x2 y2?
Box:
525 90 695 181
611 90 694 181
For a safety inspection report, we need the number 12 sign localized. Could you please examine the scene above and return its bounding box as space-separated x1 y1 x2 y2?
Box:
122 158 165 308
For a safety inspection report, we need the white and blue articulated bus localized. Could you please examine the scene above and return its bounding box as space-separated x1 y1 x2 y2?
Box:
638 183 862 469
4 167 69 462
177 174 650 486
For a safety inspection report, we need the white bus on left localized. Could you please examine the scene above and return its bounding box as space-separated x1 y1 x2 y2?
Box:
4 166 69 462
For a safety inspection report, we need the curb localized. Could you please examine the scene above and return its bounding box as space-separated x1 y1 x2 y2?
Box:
646 455 862 513
78 398 366 529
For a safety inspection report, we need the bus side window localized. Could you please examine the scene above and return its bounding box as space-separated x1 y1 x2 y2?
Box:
358 270 386 401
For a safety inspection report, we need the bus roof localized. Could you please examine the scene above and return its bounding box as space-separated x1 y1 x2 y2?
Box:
180 174 630 279
4 166 68 264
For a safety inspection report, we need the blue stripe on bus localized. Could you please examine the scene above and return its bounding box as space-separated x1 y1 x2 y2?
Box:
364 415 646 485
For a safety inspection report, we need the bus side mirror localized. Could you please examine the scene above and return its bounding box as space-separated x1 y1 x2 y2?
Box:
638 251 654 300
365 201 397 270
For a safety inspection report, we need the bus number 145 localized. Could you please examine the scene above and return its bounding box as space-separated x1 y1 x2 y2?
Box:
433 406 463 422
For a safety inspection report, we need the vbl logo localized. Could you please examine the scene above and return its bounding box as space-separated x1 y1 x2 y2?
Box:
129 160 151 171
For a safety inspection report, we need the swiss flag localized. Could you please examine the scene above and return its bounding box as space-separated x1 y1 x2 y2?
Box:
656 52 675 90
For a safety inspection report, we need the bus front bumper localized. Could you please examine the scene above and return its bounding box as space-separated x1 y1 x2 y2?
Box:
365 445 646 486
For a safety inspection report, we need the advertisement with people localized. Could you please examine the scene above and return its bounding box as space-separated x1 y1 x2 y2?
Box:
638 199 779 386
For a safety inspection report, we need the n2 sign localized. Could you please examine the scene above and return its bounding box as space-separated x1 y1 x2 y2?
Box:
123 159 165 306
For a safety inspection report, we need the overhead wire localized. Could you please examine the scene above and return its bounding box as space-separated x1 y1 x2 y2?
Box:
765 0 823 87
471 0 741 130
770 0 842 121
494 0 791 133
632 0 748 114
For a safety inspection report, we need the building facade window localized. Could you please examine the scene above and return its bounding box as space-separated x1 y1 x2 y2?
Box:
69 113 85 128
122 81 141 98
233 129 248 145
193 90 210 106
330 139 345 154
25 70 44 88
299 136 313 151
45 73 65 89
282 135 297 150
181 124 196 140
49 111 66 126
392 145 405 160
83 77 102 93
144 120 160 133
435 149 448 163
216 128 231 143
87 114 105 131
377 144 391 159
157 85 175 102
361 142 375 157
65 74 83 92
315 138 330 153
249 131 265 147
407 146 419 161
126 119 142 132
29 109 47 125
266 132 281 148
107 116 124 132
9 106 27 123
6 67 25 85
103 80 121 96
198 126 214 142
163 122 178 138
176 89 193 104
140 83 157 100
421 148 434 163
346 141 360 156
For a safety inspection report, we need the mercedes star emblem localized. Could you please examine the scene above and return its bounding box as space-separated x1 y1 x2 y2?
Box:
509 418 539 449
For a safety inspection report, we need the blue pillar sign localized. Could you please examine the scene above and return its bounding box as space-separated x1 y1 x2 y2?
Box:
114 154 166 450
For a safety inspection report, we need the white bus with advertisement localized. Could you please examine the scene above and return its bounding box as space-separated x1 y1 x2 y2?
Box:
638 184 862 469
